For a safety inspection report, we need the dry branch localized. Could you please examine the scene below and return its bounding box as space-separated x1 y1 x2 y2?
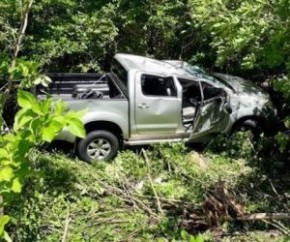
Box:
142 149 164 215
238 213 290 221
61 210 71 242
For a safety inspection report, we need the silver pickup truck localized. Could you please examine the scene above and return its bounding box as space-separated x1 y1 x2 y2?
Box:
42 54 276 162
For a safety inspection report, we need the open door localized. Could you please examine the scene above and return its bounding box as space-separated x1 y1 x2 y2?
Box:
190 82 230 140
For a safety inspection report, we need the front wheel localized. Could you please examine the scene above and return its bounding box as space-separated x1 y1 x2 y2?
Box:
232 120 263 140
77 130 119 163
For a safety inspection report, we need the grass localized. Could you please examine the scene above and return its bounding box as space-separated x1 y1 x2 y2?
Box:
6 137 290 241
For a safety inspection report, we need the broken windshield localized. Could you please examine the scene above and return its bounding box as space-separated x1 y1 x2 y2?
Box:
182 62 235 91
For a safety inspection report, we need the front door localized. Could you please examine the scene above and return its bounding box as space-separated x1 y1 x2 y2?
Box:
134 74 182 136
190 82 230 139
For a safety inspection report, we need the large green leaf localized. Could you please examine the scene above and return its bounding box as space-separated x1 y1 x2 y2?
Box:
67 118 86 138
54 99 66 115
4 231 12 242
40 98 52 114
17 91 42 114
0 166 14 182
17 90 34 109
13 109 36 131
11 177 22 193
41 119 64 142
28 118 42 142
0 149 9 159
0 215 10 237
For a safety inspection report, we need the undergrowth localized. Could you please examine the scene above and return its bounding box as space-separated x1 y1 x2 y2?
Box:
5 134 290 241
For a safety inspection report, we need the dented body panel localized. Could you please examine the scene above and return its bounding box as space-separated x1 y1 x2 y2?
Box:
52 54 276 147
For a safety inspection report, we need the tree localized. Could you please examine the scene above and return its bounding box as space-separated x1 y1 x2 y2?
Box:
0 1 85 240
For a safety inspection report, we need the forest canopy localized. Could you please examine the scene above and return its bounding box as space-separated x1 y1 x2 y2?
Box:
0 0 288 75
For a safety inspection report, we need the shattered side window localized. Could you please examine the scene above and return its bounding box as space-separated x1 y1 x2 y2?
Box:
201 82 222 100
141 75 177 97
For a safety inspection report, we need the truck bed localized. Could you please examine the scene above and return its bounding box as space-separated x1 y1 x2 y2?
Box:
37 73 124 101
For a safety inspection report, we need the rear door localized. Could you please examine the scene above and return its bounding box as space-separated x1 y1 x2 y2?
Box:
190 82 230 139
134 73 182 135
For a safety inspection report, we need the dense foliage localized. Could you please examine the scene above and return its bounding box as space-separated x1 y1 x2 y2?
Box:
1 0 290 240
0 0 288 72
1 0 290 123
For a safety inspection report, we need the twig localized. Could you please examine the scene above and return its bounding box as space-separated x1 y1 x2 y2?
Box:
5 0 34 97
272 220 290 235
142 149 164 215
138 195 201 208
246 137 256 151
238 213 290 221
119 172 139 211
269 179 279 197
11 0 34 70
61 210 71 242
100 182 158 217
263 220 290 235
90 218 128 226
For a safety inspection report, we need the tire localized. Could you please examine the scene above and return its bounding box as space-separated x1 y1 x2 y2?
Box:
77 130 119 163
233 120 263 140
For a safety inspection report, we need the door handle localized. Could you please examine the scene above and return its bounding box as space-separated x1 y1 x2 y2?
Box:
137 103 149 109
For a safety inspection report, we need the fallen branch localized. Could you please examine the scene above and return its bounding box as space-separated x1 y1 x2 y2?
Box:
61 210 71 242
238 213 290 221
100 181 158 218
142 149 164 215
261 220 290 236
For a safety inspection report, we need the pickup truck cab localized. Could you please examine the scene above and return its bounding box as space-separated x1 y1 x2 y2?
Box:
41 54 276 162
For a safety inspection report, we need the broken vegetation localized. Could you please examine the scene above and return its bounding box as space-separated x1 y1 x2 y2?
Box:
6 133 290 241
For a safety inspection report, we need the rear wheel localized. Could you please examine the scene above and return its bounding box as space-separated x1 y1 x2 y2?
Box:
77 130 119 163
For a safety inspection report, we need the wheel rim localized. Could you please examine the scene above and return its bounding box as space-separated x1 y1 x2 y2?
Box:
87 138 112 160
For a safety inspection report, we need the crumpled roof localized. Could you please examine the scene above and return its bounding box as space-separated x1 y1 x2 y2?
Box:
114 53 194 79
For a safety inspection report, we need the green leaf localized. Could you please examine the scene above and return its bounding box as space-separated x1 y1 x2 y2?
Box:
4 231 12 242
42 120 64 142
17 90 42 115
54 99 66 115
67 109 87 119
11 178 22 193
191 234 205 242
67 118 86 138
20 63 29 77
53 116 65 124
40 98 52 114
13 109 36 131
28 119 42 142
0 215 10 237
180 230 188 240
0 166 14 182
0 149 9 159
18 90 34 109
